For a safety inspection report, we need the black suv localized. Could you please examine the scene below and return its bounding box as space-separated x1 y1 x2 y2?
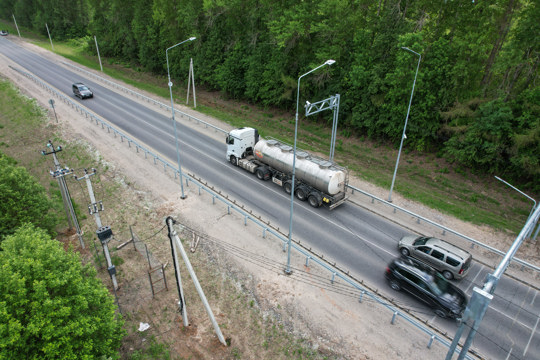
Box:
385 256 467 319
72 82 93 99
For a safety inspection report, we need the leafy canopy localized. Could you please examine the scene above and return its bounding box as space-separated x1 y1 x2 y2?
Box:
0 225 125 359
0 152 58 241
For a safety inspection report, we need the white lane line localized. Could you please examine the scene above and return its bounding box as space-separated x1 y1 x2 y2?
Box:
180 143 397 258
523 314 539 356
487 301 537 332
465 264 485 293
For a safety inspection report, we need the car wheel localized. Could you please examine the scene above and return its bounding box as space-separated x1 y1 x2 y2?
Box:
435 308 448 318
400 248 410 256
389 280 401 291
442 271 453 280
229 156 238 166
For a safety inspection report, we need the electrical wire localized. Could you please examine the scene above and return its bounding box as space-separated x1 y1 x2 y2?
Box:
141 224 167 242
174 222 539 359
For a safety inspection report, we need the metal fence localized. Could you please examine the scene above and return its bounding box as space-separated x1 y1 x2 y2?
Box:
11 64 482 358
129 226 168 297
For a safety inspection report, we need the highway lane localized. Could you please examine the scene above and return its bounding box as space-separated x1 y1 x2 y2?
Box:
1 37 538 360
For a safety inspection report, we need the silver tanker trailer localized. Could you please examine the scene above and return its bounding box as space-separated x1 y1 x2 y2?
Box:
226 127 348 209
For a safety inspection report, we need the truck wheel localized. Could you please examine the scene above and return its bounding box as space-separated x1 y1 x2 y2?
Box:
229 156 238 166
295 187 307 201
256 168 265 180
308 194 321 208
284 181 292 194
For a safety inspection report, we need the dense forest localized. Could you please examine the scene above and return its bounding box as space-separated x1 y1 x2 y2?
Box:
1 0 538 190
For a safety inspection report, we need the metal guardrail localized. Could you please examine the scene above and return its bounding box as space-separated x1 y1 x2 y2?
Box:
64 61 539 276
11 65 477 359
61 61 227 135
347 184 540 274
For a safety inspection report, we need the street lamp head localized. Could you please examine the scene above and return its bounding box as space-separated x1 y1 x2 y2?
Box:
401 47 421 57
189 37 196 41
325 59 336 66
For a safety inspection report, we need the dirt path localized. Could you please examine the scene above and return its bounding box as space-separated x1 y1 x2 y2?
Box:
1 36 537 359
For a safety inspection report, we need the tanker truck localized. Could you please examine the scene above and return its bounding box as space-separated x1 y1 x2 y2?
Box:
226 127 348 209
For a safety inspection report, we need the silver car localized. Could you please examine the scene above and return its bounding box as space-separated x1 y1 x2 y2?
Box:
398 236 472 280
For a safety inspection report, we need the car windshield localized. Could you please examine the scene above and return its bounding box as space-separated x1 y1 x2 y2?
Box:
79 86 89 91
427 272 451 296
413 236 429 246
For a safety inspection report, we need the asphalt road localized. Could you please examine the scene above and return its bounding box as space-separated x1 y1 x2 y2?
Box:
1 37 538 360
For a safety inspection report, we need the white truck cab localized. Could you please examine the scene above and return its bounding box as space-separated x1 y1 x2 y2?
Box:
226 127 259 164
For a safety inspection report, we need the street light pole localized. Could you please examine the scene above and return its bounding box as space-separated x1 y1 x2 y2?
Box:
495 176 538 240
388 47 421 202
446 204 540 360
285 59 336 275
166 36 196 200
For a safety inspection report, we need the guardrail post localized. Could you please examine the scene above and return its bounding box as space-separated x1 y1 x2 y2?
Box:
359 290 365 303
305 256 311 267
427 334 435 349
262 228 266 238
244 215 248 226
331 272 336 284
391 311 398 324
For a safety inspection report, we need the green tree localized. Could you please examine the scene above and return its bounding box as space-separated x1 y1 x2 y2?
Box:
4 0 537 189
0 225 125 359
508 88 540 191
0 152 58 241
444 100 514 173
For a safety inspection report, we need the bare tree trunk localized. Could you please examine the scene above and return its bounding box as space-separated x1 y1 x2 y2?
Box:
503 63 524 102
481 0 517 93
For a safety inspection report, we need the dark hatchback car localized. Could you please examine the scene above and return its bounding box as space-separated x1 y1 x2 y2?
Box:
385 256 468 320
72 82 93 99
